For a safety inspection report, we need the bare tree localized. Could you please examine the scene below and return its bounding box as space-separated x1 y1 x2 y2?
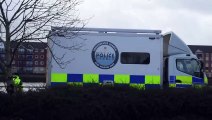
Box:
0 0 85 89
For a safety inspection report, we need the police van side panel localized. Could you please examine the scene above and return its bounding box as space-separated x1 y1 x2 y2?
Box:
48 33 163 89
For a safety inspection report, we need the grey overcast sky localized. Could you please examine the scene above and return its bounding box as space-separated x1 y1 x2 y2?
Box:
79 0 212 45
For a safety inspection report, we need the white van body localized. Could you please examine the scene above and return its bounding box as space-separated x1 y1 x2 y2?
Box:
47 28 207 89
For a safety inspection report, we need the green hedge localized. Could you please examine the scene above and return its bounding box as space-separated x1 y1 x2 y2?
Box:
0 86 212 120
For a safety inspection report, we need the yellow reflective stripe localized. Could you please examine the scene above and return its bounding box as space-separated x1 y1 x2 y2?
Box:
176 76 192 84
68 82 83 86
114 74 130 84
204 74 208 84
83 74 99 83
130 84 145 90
145 75 160 84
51 73 67 82
169 84 176 88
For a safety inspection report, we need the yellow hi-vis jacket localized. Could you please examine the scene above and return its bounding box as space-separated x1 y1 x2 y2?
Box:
12 75 22 87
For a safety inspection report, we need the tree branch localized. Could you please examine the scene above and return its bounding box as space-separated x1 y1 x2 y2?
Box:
5 0 13 19
0 0 85 83
0 0 8 23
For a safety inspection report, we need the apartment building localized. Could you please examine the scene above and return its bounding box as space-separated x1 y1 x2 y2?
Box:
0 41 47 82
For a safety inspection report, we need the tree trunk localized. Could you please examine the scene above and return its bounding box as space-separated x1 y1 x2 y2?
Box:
5 24 12 82
4 24 14 94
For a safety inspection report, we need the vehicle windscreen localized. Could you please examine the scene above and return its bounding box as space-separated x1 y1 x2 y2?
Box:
176 59 201 76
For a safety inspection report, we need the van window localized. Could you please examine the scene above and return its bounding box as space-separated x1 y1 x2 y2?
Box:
121 52 150 64
176 59 200 76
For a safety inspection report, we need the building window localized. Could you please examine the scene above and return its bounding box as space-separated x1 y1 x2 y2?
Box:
34 49 38 52
206 73 209 77
205 67 209 73
121 52 150 64
40 49 44 52
26 55 33 60
18 61 23 66
12 61 15 65
26 61 33 66
196 54 203 60
35 61 38 65
40 55 44 59
11 67 17 73
35 55 38 59
24 67 33 73
205 57 209 61
18 48 25 53
27 49 33 54
18 55 25 59
40 67 45 72
1 54 5 58
0 48 5 52
205 63 209 67
40 61 44 65
206 53 209 57
207 73 212 78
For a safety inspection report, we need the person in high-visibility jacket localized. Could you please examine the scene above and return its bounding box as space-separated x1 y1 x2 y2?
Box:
12 75 23 92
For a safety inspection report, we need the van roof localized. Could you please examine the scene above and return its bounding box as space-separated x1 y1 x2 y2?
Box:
51 27 161 35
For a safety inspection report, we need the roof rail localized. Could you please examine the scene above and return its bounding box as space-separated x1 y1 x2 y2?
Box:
51 27 161 34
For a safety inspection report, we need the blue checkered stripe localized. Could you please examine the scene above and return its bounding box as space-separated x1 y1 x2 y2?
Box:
51 74 161 89
169 76 204 88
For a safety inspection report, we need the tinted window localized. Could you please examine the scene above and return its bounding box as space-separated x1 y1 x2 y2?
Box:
121 52 150 64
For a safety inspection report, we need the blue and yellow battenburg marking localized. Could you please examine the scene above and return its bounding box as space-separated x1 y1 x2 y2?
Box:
51 73 161 89
169 76 207 88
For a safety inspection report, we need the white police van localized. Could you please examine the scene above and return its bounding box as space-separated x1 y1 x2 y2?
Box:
46 27 208 89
